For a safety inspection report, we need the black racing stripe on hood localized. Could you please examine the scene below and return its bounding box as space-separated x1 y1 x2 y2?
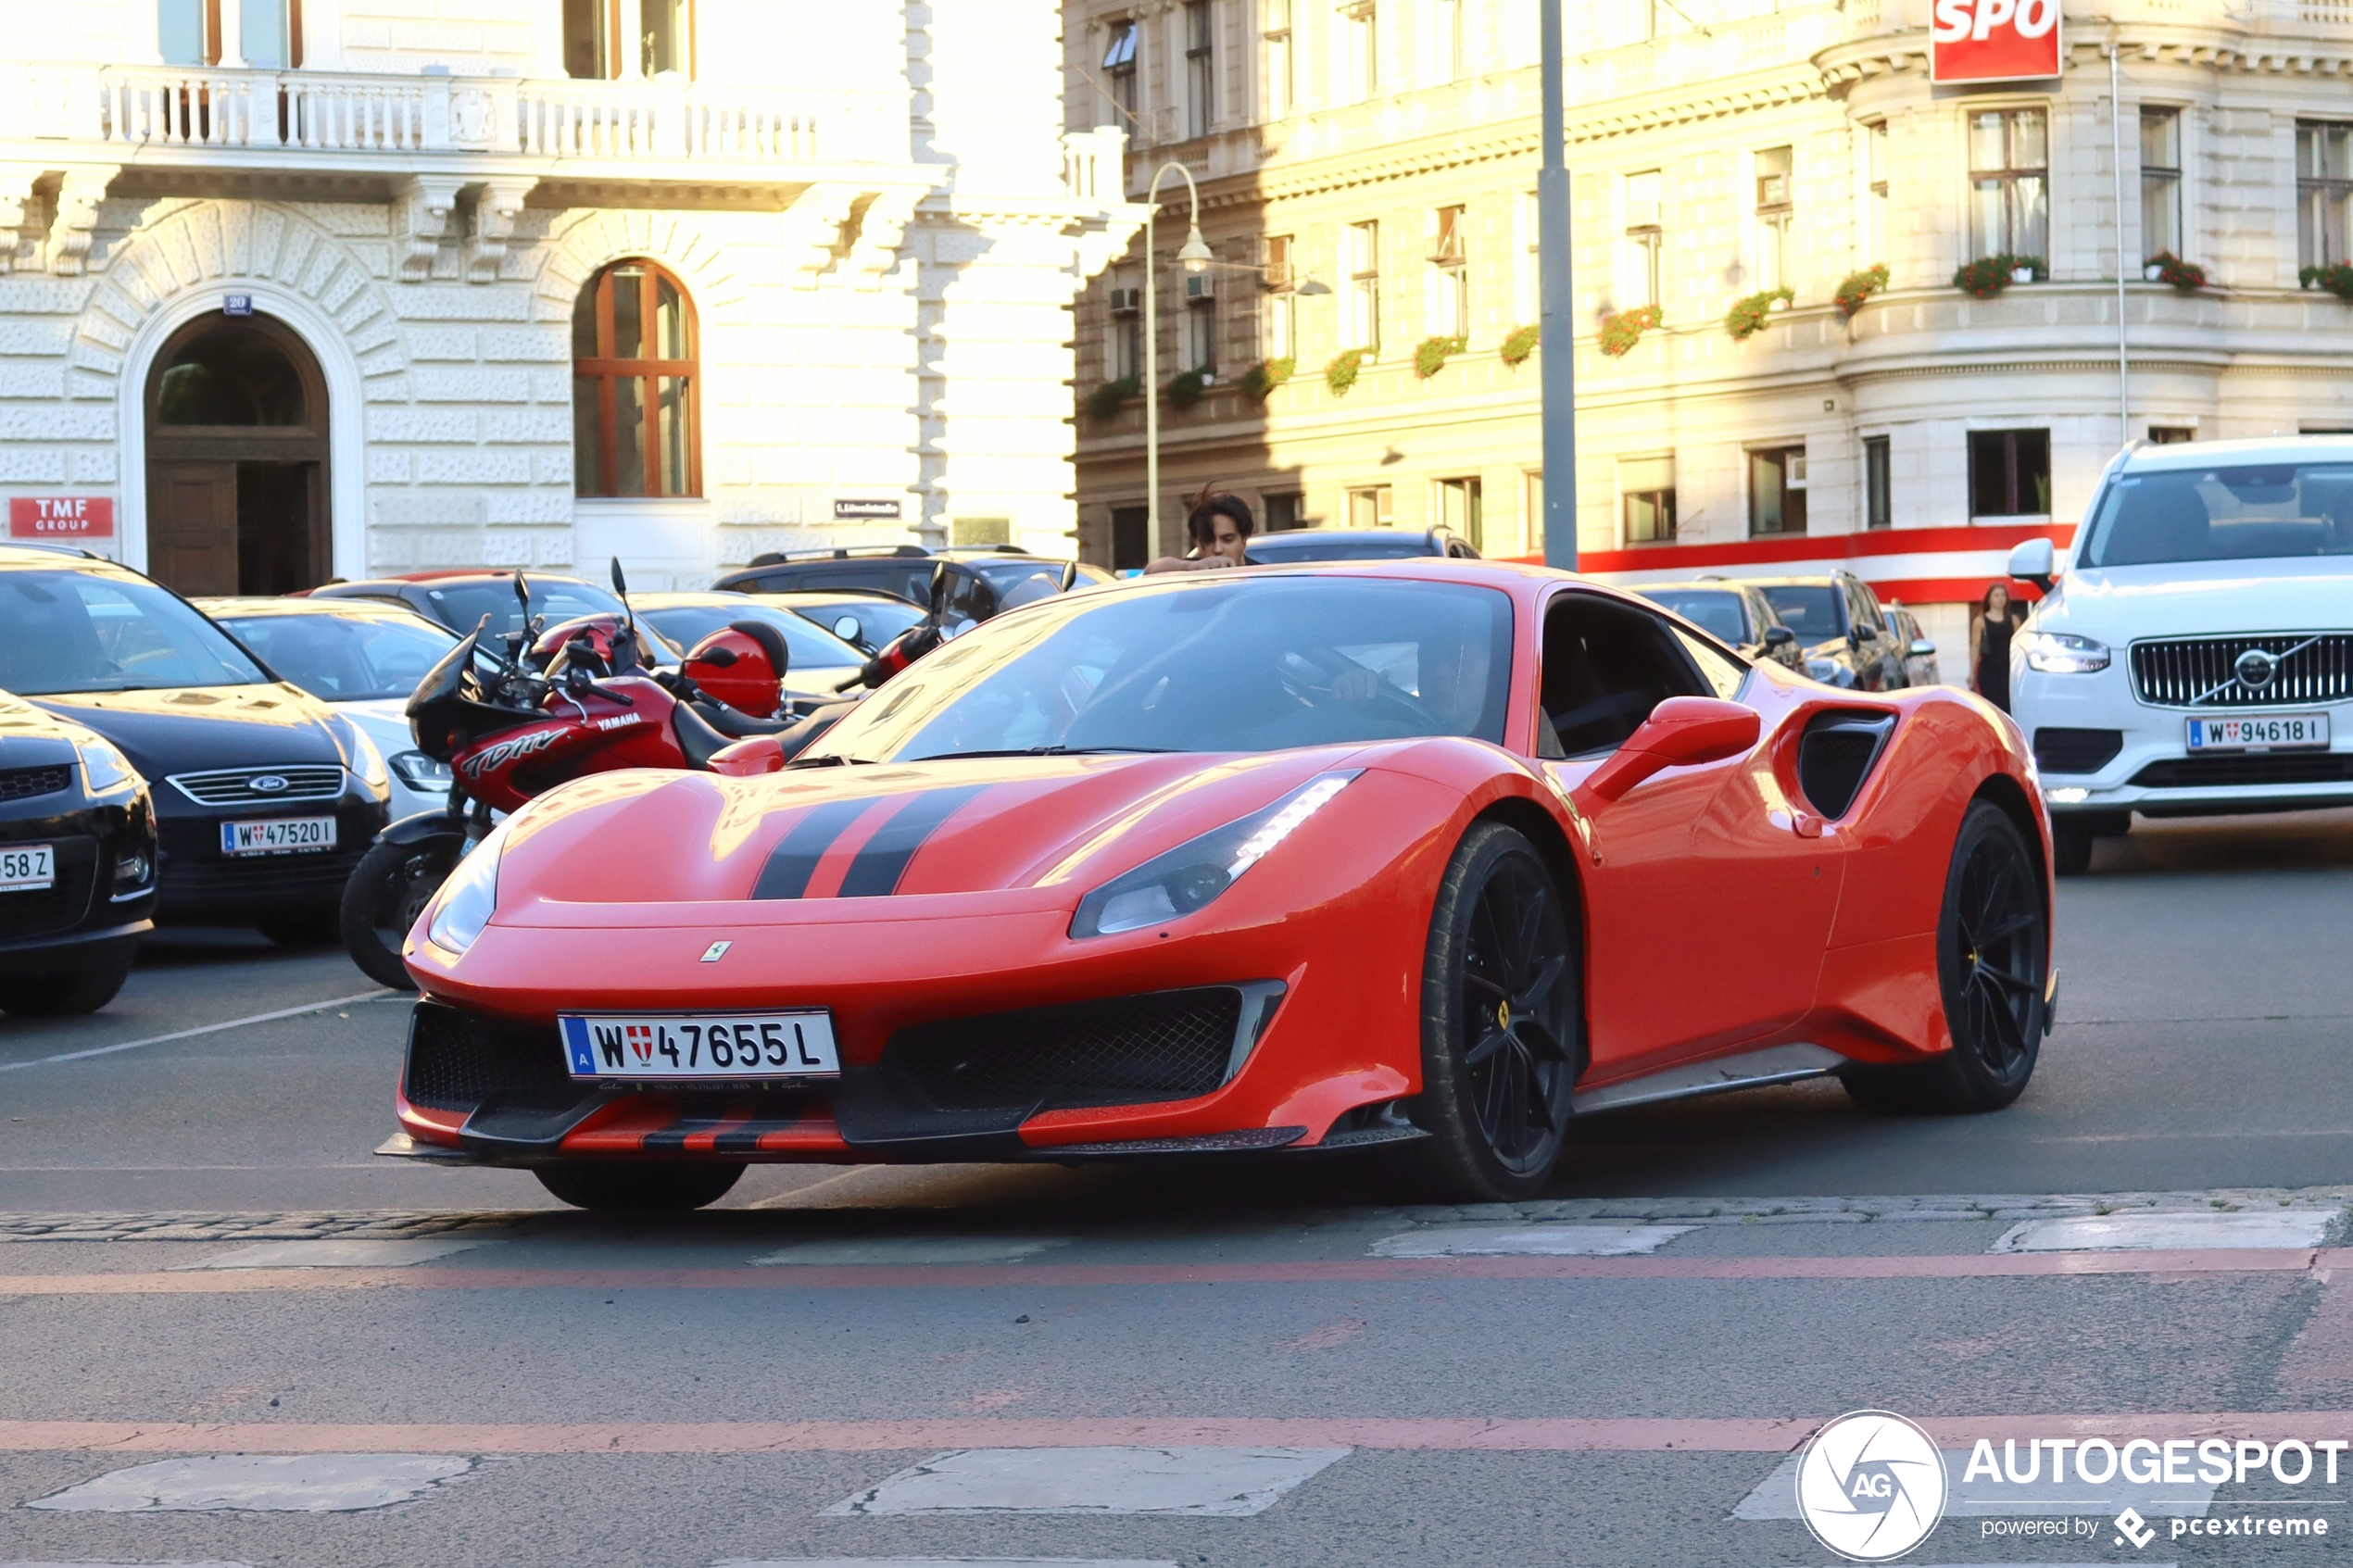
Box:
751 798 875 900
837 784 991 898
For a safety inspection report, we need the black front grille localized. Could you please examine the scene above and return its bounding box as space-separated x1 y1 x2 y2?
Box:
2035 727 2125 774
0 766 71 802
0 835 97 941
2130 634 2353 708
2131 753 2353 789
886 987 1245 1112
403 1001 573 1113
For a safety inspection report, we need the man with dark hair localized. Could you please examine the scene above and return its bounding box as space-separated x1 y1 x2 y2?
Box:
1145 487 1255 573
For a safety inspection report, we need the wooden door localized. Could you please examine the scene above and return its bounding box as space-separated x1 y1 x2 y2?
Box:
148 460 240 596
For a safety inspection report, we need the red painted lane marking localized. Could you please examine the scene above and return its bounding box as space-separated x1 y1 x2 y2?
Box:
0 1247 2344 1297
0 1412 2345 1456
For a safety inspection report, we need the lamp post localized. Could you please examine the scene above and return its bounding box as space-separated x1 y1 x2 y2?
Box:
1537 0 1578 569
1143 161 1214 556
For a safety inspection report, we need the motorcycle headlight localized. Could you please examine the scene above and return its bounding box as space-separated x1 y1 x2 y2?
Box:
1804 658 1856 688
423 821 513 958
2021 631 2110 674
75 738 140 795
1071 771 1359 940
389 750 454 792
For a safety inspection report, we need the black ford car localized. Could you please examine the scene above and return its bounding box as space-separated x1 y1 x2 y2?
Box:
0 692 157 1014
0 546 390 942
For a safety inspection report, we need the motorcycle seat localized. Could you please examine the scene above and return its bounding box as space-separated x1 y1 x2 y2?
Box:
671 699 739 771
697 702 791 739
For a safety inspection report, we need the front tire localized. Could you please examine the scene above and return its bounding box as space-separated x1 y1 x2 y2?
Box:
1843 799 2047 1115
535 1161 745 1212
0 949 135 1017
1402 822 1581 1202
340 832 465 990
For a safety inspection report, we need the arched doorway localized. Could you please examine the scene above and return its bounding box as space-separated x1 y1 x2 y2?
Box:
144 312 330 596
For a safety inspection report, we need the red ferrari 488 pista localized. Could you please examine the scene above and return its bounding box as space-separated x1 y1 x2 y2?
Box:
385 561 2054 1208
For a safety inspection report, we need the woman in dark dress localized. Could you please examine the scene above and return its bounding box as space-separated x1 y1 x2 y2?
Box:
1969 582 2024 712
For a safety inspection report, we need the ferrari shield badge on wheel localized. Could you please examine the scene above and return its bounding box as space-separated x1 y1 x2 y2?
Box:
1795 1410 1949 1562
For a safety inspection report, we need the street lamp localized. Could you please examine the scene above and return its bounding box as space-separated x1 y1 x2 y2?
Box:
1144 160 1209 557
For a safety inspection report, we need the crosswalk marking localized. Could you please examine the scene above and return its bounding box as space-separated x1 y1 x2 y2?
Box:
1371 1223 1695 1258
751 1235 1071 1266
175 1237 503 1271
1993 1210 2336 1253
25 1454 473 1513
820 1446 1351 1518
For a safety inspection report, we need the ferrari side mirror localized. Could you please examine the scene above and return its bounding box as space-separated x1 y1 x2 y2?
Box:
1575 697 1762 809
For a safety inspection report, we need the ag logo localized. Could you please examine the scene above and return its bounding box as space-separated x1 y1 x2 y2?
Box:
1795 1410 1948 1562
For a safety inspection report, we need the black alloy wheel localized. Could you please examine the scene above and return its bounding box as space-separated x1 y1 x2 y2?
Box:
339 832 466 990
535 1160 746 1212
1404 822 1581 1200
1844 800 2047 1114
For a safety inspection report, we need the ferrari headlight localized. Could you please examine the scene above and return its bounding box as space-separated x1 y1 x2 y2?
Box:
1071 771 1360 939
75 738 139 795
2021 631 2110 674
424 822 513 958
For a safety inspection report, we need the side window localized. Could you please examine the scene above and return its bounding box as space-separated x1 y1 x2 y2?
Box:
1539 594 1709 756
1846 579 1885 633
1672 629 1748 700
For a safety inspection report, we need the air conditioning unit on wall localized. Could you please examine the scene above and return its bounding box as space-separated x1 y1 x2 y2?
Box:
1184 271 1214 302
1109 287 1141 314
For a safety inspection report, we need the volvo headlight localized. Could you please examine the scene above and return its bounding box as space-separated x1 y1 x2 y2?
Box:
424 822 514 958
75 738 140 795
2021 632 2110 674
389 750 454 792
1071 771 1360 939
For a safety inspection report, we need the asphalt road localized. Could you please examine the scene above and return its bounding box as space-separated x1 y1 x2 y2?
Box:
0 809 2349 1566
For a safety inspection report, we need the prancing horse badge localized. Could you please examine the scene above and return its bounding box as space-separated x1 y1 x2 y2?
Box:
699 940 733 963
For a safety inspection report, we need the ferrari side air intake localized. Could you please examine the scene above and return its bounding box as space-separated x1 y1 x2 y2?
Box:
1796 711 1897 822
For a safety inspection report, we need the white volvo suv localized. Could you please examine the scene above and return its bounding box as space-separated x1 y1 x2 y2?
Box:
2008 436 2353 874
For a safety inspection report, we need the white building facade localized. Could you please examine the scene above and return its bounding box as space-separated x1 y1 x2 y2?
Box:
1066 0 2353 663
0 0 1142 595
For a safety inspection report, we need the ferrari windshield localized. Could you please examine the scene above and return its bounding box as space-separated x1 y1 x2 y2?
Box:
2079 462 2353 567
812 576 1515 762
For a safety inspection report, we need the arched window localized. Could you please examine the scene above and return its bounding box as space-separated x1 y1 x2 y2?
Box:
573 259 699 497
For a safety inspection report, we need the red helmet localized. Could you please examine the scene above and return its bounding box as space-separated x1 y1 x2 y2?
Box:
530 614 627 677
684 621 790 719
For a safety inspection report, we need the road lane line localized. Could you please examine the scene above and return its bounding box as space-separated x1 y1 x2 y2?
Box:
1 1247 2344 1297
0 1413 2344 1456
0 989 400 1074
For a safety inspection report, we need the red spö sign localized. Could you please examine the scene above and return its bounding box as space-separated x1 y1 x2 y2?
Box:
1931 0 2061 82
8 496 114 539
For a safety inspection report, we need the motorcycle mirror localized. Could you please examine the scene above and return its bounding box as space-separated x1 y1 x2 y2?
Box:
513 572 531 615
610 555 629 599
1058 560 1080 593
928 561 950 617
832 614 862 644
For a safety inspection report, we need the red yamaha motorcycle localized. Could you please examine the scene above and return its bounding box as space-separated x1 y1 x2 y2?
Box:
338 560 791 987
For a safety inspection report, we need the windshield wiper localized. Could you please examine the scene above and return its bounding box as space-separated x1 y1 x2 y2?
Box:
909 745 1178 762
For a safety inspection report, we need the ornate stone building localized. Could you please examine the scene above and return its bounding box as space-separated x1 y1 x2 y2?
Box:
0 0 1141 593
1066 0 2353 658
